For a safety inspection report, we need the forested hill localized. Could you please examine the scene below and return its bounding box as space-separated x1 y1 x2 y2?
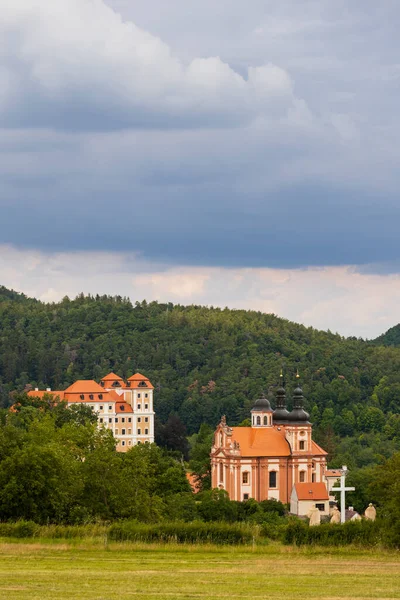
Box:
373 324 400 347
1 285 400 448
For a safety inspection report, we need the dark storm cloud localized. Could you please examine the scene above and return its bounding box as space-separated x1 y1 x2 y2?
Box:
1 0 400 270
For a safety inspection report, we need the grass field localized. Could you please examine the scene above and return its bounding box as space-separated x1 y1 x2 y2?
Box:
0 539 399 600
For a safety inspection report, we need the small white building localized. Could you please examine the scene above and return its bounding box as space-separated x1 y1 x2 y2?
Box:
290 482 330 516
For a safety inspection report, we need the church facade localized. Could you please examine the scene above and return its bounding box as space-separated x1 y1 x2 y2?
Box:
27 371 155 451
211 381 328 504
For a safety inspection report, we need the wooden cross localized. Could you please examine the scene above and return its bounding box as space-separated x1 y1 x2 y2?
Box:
331 465 355 523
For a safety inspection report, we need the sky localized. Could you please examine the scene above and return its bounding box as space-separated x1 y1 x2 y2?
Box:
1 0 400 338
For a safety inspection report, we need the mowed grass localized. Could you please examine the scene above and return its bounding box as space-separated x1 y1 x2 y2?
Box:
0 539 399 600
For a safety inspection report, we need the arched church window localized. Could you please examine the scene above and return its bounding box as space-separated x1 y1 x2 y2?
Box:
299 441 305 450
242 471 249 484
263 416 268 425
299 471 306 482
220 432 223 446
256 416 261 425
269 471 277 488
219 463 224 482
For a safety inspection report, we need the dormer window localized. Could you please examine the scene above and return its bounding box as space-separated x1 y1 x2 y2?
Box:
120 405 125 411
80 394 84 400
100 381 104 387
126 382 131 387
112 381 121 387
256 416 261 425
98 394 103 399
138 381 147 387
89 394 94 400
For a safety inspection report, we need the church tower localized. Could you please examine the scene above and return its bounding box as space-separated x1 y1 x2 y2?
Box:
251 396 273 427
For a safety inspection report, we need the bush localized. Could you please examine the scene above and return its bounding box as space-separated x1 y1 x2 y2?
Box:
283 519 382 547
0 521 40 538
108 521 255 544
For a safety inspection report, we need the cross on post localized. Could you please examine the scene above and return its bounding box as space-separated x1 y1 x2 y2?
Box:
331 465 355 523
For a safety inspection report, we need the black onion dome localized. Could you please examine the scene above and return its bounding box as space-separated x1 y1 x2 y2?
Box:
288 384 310 422
251 397 273 412
273 385 290 422
287 407 310 422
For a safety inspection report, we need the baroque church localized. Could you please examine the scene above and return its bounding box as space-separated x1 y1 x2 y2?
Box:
27 372 155 452
211 377 331 505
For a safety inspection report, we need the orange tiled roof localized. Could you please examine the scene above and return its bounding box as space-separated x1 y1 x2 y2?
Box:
324 469 341 477
116 401 133 414
101 372 126 388
311 440 328 456
230 427 291 457
27 390 65 400
64 380 105 394
294 482 329 501
127 372 154 389
102 372 123 381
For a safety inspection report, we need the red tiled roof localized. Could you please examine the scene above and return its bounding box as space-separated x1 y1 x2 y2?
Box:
102 372 123 381
115 401 133 414
294 482 329 501
64 380 105 394
312 440 328 456
230 427 291 457
325 469 341 477
127 373 154 389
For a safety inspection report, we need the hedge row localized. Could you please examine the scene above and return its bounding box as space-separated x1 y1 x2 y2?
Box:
283 519 382 547
108 521 256 544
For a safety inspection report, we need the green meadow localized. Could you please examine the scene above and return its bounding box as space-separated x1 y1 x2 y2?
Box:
0 540 399 600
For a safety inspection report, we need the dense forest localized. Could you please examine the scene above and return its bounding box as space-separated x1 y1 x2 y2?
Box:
1 285 400 511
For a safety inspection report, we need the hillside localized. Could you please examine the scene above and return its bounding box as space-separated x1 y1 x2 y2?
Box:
373 324 400 347
1 285 400 493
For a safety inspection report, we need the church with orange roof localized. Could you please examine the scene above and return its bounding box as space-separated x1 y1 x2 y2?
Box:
28 371 155 452
211 377 330 506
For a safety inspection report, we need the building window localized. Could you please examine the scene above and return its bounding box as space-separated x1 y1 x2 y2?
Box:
263 416 268 425
145 428 148 435
80 394 84 400
108 418 112 423
269 471 277 488
98 394 103 400
109 405 112 410
256 416 261 425
122 429 126 435
115 418 118 423
137 404 141 410
137 429 141 435
312 473 316 482
138 417 141 423
99 418 103 423
299 471 306 482
145 417 148 423
243 493 249 501
299 441 305 450
99 405 103 410
120 405 125 411
128 441 132 446
122 441 125 446
138 394 141 398
145 404 148 410
128 429 131 434
115 429 119 435
219 463 224 482
89 394 94 400
242 472 249 484
122 418 125 423
128 418 132 423
316 503 325 511
145 393 148 398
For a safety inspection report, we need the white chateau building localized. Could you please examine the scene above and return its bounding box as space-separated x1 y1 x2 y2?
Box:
28 372 155 451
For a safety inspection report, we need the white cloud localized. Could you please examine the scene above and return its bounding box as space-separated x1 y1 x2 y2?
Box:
0 0 298 129
1 245 399 339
